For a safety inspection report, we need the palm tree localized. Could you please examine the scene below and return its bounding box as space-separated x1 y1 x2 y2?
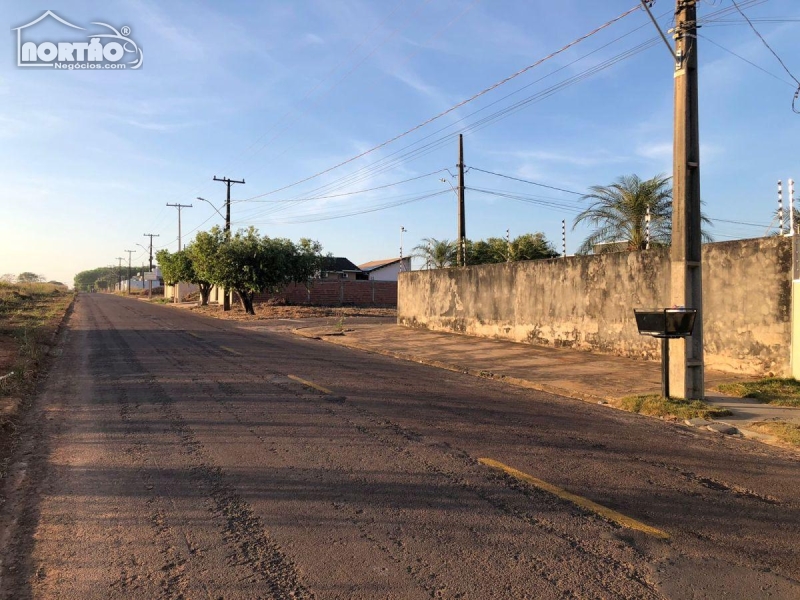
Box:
573 174 673 254
413 237 456 269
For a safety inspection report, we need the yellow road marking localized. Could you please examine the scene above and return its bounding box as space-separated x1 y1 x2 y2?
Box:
287 374 333 395
220 345 242 356
478 458 669 540
187 332 203 340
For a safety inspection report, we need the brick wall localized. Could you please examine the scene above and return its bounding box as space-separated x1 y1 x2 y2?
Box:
253 281 397 307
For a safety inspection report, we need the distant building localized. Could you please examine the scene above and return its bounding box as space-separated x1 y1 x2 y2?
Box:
319 257 366 280
358 257 412 281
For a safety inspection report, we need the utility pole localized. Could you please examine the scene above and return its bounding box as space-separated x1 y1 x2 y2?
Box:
116 257 124 292
167 202 192 303
778 181 785 235
124 250 134 295
143 233 159 299
506 229 511 262
562 220 567 258
213 176 245 310
457 135 466 267
167 203 193 251
670 0 703 399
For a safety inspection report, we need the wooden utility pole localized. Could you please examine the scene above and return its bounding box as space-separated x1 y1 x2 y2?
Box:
143 233 160 299
457 135 466 267
167 202 192 303
213 176 245 310
116 257 124 292
167 203 193 251
124 250 134 295
670 0 704 399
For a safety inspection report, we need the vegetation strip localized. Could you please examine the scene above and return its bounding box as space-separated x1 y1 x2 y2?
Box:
287 374 333 395
718 378 800 408
615 394 731 420
478 458 670 539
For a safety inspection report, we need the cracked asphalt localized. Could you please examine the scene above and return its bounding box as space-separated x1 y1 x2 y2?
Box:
1 293 799 599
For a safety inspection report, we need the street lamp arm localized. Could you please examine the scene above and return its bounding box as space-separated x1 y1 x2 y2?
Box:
197 196 226 220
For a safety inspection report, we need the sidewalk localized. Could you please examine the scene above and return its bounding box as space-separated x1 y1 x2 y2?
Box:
292 321 800 431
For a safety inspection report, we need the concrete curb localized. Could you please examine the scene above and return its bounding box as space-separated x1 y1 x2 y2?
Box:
296 328 644 407
292 327 799 452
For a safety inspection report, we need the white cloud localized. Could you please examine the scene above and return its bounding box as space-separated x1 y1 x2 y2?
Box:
302 33 325 46
636 141 672 161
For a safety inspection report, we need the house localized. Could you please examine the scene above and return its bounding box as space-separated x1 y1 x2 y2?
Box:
319 257 366 281
357 257 412 282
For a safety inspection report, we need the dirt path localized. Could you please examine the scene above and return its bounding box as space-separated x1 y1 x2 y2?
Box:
1 293 799 599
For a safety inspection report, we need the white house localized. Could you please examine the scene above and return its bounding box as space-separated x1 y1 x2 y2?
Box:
357 257 411 282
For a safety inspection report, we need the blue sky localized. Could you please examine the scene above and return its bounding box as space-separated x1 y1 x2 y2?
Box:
2 0 798 285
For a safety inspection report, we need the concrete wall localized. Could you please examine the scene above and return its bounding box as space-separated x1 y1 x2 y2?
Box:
399 237 792 377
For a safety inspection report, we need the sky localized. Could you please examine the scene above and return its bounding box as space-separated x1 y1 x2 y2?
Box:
1 0 799 286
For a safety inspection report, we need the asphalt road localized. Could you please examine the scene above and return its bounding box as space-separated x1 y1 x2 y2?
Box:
1 293 799 599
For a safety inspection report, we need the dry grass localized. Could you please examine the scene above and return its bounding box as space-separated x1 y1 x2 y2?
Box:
0 282 73 477
717 378 800 408
0 282 73 406
747 421 800 446
615 394 732 420
180 303 396 321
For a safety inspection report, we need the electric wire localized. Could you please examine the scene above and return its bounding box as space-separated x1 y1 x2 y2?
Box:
156 0 769 245
468 167 583 196
698 33 796 87
240 3 645 203
730 0 800 112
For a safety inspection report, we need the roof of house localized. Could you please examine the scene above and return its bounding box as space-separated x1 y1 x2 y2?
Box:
358 257 407 272
323 257 362 272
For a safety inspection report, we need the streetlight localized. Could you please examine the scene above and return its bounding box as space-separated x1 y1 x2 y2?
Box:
400 226 407 271
196 196 226 221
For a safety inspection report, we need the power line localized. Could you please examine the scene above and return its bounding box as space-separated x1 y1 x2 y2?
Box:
244 189 450 225
236 169 447 205
241 3 645 202
468 167 583 196
156 0 768 245
698 34 796 87
730 0 800 112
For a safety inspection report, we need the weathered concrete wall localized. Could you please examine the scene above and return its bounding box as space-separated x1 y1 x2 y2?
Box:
702 237 791 376
399 237 791 377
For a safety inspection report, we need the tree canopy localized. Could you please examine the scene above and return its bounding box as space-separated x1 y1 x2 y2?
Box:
17 272 45 283
412 238 457 269
74 267 116 291
413 233 557 269
467 233 557 265
573 173 713 254
184 226 325 314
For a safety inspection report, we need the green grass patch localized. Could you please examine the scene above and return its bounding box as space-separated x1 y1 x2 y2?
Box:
717 378 800 408
617 394 732 420
748 421 800 446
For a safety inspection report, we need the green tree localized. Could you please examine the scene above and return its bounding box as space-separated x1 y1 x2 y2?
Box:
156 249 195 303
186 227 226 306
293 238 326 284
413 238 457 269
211 227 325 315
573 174 674 254
74 267 115 292
466 233 558 265
17 272 44 283
512 232 559 261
